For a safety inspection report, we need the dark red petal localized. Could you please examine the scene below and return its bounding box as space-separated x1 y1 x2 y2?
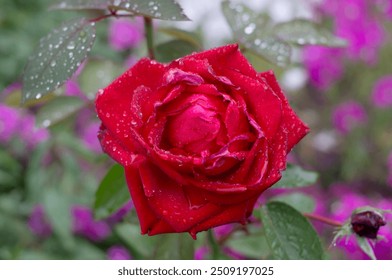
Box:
98 124 144 166
224 70 283 139
179 44 258 79
96 58 166 148
263 128 288 187
124 166 159 234
259 70 310 151
189 200 252 237
138 161 222 232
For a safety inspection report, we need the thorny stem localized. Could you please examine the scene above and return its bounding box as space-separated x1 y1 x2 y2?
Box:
144 17 155 59
304 212 343 227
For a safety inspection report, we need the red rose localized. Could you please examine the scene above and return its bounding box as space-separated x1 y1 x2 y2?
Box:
96 44 309 238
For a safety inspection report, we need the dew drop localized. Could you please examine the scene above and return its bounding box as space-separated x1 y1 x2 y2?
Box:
42 120 51 128
67 41 76 50
244 23 256 35
50 61 56 67
36 93 42 99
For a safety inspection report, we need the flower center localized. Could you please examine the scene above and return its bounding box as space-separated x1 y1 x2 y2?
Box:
165 102 221 154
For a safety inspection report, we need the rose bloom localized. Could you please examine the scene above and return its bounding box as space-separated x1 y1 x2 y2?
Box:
96 44 308 238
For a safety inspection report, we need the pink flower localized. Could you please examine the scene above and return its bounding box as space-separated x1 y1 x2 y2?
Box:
332 101 367 134
107 245 132 260
28 205 52 238
303 46 345 90
108 18 143 51
371 75 392 108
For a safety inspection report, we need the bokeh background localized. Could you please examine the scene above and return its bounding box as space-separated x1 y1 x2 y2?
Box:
1 0 392 259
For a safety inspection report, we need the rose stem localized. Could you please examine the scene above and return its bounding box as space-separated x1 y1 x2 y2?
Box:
303 212 343 227
207 230 221 259
144 16 155 60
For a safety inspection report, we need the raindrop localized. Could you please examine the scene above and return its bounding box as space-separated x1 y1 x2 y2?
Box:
297 38 305 44
67 41 76 50
124 2 130 8
244 23 256 35
50 61 56 67
42 120 51 127
68 52 73 58
254 39 261 45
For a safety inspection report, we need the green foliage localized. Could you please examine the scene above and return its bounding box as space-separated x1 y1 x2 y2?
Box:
273 164 319 189
35 96 85 128
155 39 199 62
221 0 345 66
270 193 316 213
260 201 324 259
22 19 96 103
94 164 130 220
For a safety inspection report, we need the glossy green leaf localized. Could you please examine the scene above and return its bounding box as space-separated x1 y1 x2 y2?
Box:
273 164 318 189
271 193 316 213
221 0 291 66
78 59 123 100
154 233 195 260
22 19 96 103
115 223 159 259
226 234 270 259
273 19 347 47
356 236 376 260
35 96 85 128
260 201 324 259
43 188 74 250
50 0 109 11
94 164 130 220
155 39 198 63
111 0 190 21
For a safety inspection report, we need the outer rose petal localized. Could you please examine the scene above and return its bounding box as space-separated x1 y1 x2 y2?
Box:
259 71 309 151
179 44 258 79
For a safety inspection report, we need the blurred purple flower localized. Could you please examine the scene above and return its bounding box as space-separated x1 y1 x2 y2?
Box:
28 205 52 238
194 246 210 260
80 121 101 153
108 18 143 51
213 224 234 239
72 205 111 241
0 104 49 148
107 245 132 260
303 46 345 90
371 75 392 108
106 201 133 225
321 0 385 64
0 104 21 143
332 101 367 134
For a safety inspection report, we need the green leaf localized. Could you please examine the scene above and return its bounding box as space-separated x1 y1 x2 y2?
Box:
115 223 159 259
0 150 23 191
155 39 199 63
273 19 347 47
271 193 316 213
226 234 270 259
111 0 190 21
221 0 291 67
94 164 130 220
43 188 74 250
158 27 202 48
272 164 318 189
78 59 123 100
35 96 85 128
356 236 376 260
50 0 109 11
154 233 195 260
260 201 324 259
22 19 96 103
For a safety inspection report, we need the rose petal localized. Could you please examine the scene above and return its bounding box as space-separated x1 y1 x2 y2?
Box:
259 70 309 151
181 44 258 79
224 70 283 139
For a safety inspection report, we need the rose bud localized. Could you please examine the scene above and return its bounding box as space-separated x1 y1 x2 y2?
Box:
95 44 309 238
351 210 386 239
